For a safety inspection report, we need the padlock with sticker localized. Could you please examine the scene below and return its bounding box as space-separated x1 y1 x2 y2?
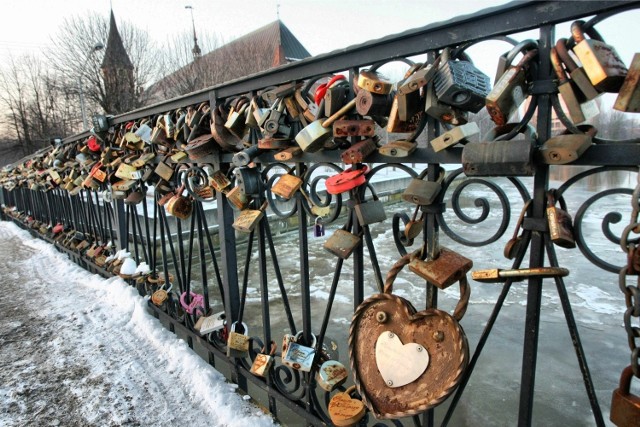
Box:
282 331 317 372
546 191 576 249
250 341 277 378
316 359 348 392
233 201 268 233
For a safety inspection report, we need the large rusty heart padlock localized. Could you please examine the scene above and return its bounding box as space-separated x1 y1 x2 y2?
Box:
349 253 469 419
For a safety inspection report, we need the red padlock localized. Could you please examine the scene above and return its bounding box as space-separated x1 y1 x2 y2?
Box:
325 166 368 195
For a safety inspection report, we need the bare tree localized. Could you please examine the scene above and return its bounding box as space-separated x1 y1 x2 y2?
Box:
46 12 160 115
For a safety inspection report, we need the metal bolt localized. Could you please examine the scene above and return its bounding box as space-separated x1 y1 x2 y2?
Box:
388 332 395 338
376 311 388 323
387 380 393 386
417 346 423 352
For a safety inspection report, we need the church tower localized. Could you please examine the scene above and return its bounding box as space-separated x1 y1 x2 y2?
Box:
101 10 135 114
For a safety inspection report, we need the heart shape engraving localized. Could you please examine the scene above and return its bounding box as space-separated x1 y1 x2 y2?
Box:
328 389 366 427
349 293 468 419
376 331 429 388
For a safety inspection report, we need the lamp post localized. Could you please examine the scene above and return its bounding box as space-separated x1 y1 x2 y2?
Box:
78 43 104 131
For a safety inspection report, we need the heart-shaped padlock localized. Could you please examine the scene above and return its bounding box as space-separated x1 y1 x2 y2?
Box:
349 252 470 419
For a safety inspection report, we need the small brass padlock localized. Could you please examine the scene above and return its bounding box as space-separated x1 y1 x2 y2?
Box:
378 140 417 158
324 228 362 260
282 331 317 372
430 122 479 152
539 133 592 165
250 341 277 378
232 201 268 233
166 186 193 220
610 366 640 427
340 137 378 165
271 173 303 200
546 191 576 249
409 247 473 290
227 321 250 358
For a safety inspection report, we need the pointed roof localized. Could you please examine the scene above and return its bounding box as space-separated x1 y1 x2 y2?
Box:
101 10 133 70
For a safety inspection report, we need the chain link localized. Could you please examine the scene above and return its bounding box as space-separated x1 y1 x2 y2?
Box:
619 168 640 377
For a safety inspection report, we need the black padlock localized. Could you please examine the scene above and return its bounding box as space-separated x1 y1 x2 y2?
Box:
434 48 491 113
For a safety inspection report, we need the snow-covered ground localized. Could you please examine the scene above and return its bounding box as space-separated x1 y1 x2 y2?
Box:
0 221 277 427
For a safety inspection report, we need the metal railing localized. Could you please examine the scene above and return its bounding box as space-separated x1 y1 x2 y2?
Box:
2 1 640 425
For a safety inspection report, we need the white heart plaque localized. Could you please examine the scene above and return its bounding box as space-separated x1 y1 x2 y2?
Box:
375 331 429 388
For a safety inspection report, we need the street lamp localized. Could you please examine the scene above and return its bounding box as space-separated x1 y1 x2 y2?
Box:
78 43 104 131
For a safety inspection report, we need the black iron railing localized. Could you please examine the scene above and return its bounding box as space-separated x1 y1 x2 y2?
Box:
2 1 640 426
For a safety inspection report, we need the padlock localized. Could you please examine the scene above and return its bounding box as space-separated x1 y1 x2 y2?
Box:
323 228 361 259
234 167 263 196
210 105 242 152
333 119 376 138
434 48 491 113
194 310 226 335
316 360 348 392
539 133 592 165
340 138 378 164
409 247 473 289
226 186 250 210
425 81 468 125
378 140 417 158
325 166 368 195
555 38 601 101
283 96 301 120
313 217 325 237
398 62 438 96
227 321 250 358
404 207 425 240
610 366 640 427
259 100 286 136
354 186 387 226
462 124 536 177
486 47 538 126
171 151 187 163
614 53 640 112
250 341 277 378
166 185 193 220
295 99 356 152
546 191 576 249
232 145 262 168
134 122 153 144
430 122 480 152
115 163 138 180
271 173 302 200
324 82 349 117
504 200 532 259
357 70 393 95
570 20 627 93
281 331 317 372
224 102 248 139
257 136 291 150
233 201 268 233
274 146 302 161
210 170 231 193
387 97 422 133
184 134 217 160
355 89 394 117
402 167 445 206
154 160 174 182
328 386 366 427
550 46 599 125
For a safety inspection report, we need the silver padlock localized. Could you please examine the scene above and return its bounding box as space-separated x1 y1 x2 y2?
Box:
282 331 317 372
354 186 387 226
195 311 226 335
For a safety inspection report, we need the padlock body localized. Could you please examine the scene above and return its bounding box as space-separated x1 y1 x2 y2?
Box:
323 229 361 259
408 247 473 289
558 81 599 125
573 39 627 92
166 195 193 220
378 140 417 157
316 360 348 392
486 67 527 126
295 120 331 152
272 174 303 200
154 161 174 181
547 206 576 248
540 134 592 165
341 138 377 164
354 200 387 225
434 60 491 113
250 354 274 377
462 139 534 176
610 366 640 427
614 53 640 113
430 122 480 152
233 209 264 233
402 179 442 205
282 336 316 372
226 186 249 210
227 331 250 358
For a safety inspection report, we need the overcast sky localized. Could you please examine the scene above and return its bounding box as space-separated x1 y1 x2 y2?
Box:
0 1 638 94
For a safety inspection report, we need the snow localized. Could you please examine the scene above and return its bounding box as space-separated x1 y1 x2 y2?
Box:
0 221 277 427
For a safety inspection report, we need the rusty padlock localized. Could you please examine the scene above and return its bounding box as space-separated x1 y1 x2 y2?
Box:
614 53 640 113
324 227 362 260
333 119 376 138
504 200 532 259
295 99 356 152
402 167 445 206
546 191 576 249
409 247 473 289
340 137 378 164
250 341 277 378
166 185 193 220
378 140 417 158
462 124 536 177
610 366 640 427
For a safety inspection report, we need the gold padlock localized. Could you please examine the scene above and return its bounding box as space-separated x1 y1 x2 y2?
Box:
227 321 250 358
250 341 276 378
232 201 268 233
271 173 302 200
226 186 250 210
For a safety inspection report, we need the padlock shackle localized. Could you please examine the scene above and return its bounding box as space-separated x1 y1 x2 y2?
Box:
510 199 533 241
570 20 605 45
293 330 317 348
484 122 537 142
550 47 569 83
503 39 538 69
384 252 470 321
547 189 568 211
230 321 248 335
